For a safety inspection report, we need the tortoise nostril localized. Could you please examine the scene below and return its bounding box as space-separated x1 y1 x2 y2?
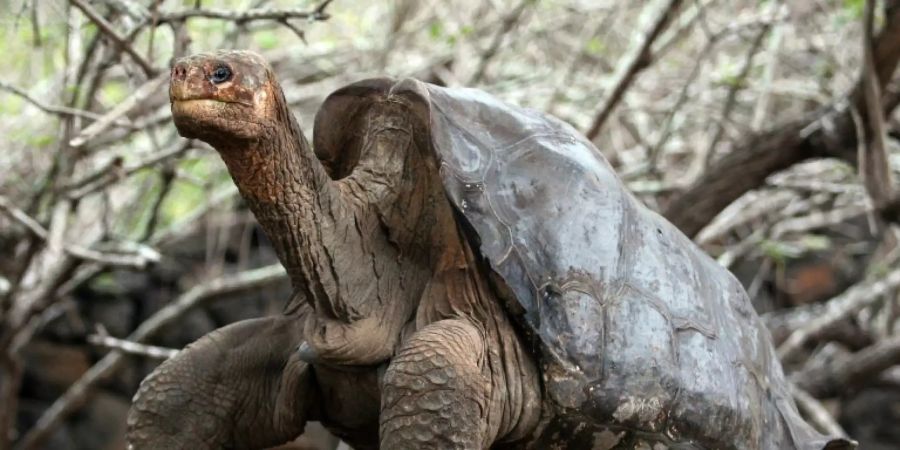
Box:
171 64 188 80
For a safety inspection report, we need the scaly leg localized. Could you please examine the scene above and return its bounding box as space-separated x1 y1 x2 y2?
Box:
127 316 316 449
380 319 491 449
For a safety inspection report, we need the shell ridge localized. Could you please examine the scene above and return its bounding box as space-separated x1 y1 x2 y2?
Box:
430 99 493 182
418 81 852 449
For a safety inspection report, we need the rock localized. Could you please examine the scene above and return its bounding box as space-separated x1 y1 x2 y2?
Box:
840 385 900 450
22 341 90 397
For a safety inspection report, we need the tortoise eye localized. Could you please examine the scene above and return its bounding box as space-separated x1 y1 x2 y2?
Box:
210 65 232 84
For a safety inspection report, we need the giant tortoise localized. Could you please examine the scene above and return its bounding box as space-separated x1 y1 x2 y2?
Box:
126 50 855 450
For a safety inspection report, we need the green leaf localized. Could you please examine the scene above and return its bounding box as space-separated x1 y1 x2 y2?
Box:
799 234 831 251
760 239 803 263
254 30 280 50
585 37 605 55
89 273 119 293
843 0 865 19
428 21 443 40
101 81 128 104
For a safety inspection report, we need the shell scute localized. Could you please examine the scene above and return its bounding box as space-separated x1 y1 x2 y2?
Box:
314 78 855 450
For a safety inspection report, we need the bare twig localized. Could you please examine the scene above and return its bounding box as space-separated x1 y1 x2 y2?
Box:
778 266 900 362
770 204 871 237
0 81 135 127
15 264 288 450
469 0 533 84
66 141 193 199
701 18 771 168
648 9 787 172
584 0 683 141
858 0 895 210
101 0 150 21
87 334 178 360
664 2 900 238
767 178 860 195
140 166 176 241
751 5 785 130
0 195 160 270
154 4 332 24
544 15 616 114
646 39 711 171
68 74 167 148
69 0 157 77
796 335 900 398
651 0 716 57
878 365 900 386
0 196 48 240
789 383 849 438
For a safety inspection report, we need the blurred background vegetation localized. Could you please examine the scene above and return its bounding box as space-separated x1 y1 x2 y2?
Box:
1 0 899 449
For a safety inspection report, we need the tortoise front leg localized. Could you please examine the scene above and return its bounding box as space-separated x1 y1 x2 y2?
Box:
127 316 316 449
380 319 491 449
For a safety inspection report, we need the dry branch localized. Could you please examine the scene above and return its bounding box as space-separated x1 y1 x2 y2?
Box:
65 141 193 199
858 0 896 211
69 0 157 77
153 4 332 25
778 266 900 362
789 384 849 438
15 264 288 450
87 334 178 360
68 74 167 148
751 5 785 131
796 335 900 398
469 0 533 84
700 18 771 169
0 196 160 270
664 3 900 238
0 81 135 127
584 0 683 141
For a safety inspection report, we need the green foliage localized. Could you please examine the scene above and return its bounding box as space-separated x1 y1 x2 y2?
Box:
585 37 604 55
715 63 748 89
88 272 119 294
9 125 56 148
0 94 24 116
798 234 831 252
760 234 832 264
158 156 227 227
760 239 804 264
843 0 865 19
867 261 892 278
160 179 206 226
100 81 128 105
428 20 443 40
254 30 280 50
426 19 465 45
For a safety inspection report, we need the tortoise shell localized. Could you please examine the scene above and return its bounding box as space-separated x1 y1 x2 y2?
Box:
314 79 854 450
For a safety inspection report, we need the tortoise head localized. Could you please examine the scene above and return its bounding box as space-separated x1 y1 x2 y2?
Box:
169 50 281 144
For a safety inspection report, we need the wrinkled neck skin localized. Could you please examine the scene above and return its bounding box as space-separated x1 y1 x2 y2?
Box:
214 97 437 366
213 96 541 445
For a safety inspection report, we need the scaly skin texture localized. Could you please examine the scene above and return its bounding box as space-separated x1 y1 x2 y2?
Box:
128 316 315 449
127 50 541 449
381 320 489 449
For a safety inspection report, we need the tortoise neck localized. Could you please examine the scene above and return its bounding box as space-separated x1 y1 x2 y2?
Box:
214 97 343 312
216 92 330 208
